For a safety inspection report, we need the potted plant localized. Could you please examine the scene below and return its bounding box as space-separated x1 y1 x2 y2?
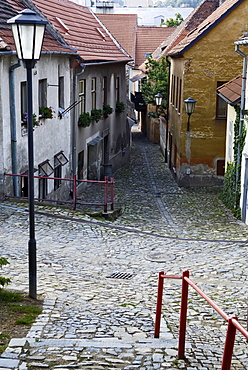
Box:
39 106 54 119
102 103 113 119
91 108 103 123
21 112 40 127
115 101 125 114
78 112 92 127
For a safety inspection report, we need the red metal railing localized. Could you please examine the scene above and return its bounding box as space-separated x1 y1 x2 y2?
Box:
4 173 114 212
154 270 248 370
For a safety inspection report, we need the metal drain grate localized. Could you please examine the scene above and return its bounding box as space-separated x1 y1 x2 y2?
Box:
106 272 135 280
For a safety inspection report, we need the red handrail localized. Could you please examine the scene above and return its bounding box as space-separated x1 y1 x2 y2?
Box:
4 173 114 212
154 270 248 369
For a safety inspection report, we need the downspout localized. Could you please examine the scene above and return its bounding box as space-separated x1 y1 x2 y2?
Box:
165 56 171 164
235 44 246 220
9 60 22 196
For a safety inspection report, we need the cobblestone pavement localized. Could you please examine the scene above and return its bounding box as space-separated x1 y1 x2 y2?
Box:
0 124 248 369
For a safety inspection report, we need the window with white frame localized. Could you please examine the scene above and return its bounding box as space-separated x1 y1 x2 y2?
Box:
39 78 47 107
91 78 96 110
79 79 86 114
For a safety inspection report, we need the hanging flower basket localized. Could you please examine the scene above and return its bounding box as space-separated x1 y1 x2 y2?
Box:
78 112 92 127
21 112 40 127
115 101 125 114
39 106 55 119
102 104 113 119
91 108 103 123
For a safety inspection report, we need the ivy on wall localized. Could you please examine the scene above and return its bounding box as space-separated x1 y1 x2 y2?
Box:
220 106 246 218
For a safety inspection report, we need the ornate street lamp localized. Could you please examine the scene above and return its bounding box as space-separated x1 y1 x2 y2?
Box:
8 9 48 299
184 97 196 131
155 93 163 107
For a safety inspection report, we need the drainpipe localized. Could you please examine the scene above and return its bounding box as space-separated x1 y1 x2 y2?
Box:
235 44 246 219
9 60 22 196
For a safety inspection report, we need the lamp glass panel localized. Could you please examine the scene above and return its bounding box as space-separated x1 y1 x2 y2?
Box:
11 24 22 59
33 24 46 60
13 23 45 60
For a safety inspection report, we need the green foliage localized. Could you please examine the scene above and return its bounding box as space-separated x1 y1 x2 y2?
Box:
91 108 103 122
39 106 54 119
115 101 125 113
21 113 40 127
220 106 246 218
78 112 92 127
141 56 169 111
162 13 184 27
10 304 42 326
102 104 114 119
0 257 10 288
0 290 22 301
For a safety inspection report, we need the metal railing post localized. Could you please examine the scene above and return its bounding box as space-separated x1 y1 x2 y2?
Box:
221 317 237 370
110 177 114 211
104 176 108 213
73 174 77 210
178 270 189 359
154 271 164 338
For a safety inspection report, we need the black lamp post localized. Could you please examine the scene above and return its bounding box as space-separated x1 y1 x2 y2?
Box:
8 9 48 299
184 97 196 131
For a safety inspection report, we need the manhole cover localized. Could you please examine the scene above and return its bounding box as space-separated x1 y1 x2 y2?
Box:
145 252 176 262
106 272 135 279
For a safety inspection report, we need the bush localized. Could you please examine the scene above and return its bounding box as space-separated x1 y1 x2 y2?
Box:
0 257 11 288
102 104 113 119
78 112 92 127
115 101 125 114
91 108 103 122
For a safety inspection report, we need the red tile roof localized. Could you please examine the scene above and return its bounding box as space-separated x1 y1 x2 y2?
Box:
136 26 174 67
0 0 76 54
216 75 242 105
32 0 132 62
97 14 137 61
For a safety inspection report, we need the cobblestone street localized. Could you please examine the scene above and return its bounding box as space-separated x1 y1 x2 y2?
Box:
0 124 248 369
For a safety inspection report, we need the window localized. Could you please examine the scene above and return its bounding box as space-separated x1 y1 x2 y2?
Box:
78 150 84 180
58 76 64 109
38 160 54 199
54 156 62 190
170 74 182 113
216 82 227 119
79 79 86 114
103 76 107 105
39 79 47 107
91 78 96 110
116 76 120 102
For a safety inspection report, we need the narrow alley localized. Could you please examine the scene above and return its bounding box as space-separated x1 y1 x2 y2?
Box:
0 125 248 369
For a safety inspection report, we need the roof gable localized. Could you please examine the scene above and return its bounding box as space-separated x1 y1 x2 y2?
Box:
168 0 244 56
32 0 132 62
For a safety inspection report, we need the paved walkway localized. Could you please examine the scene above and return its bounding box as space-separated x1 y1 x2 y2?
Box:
0 124 248 369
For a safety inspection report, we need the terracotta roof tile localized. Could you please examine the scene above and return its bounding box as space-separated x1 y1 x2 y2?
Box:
0 0 77 55
97 14 137 60
32 0 131 62
136 26 174 67
216 75 242 105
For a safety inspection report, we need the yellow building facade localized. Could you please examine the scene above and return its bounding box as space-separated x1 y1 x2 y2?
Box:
166 0 246 186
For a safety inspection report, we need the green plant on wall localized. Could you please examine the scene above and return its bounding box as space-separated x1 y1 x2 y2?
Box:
78 112 92 127
141 55 169 111
39 106 55 119
220 106 246 218
102 104 114 119
115 101 125 114
21 113 40 127
91 108 103 122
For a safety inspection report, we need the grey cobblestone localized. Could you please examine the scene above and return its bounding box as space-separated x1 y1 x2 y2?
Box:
0 125 248 368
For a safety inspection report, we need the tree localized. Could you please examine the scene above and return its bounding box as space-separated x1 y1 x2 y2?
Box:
164 13 184 27
141 55 169 113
